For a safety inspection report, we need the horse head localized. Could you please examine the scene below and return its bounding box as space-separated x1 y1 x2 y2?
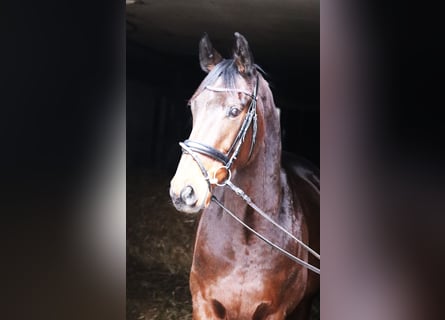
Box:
170 33 263 213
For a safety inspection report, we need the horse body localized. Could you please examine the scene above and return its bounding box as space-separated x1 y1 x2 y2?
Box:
170 33 319 319
189 136 319 319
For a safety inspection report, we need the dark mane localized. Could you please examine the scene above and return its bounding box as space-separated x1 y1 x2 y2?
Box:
203 59 239 89
190 59 265 103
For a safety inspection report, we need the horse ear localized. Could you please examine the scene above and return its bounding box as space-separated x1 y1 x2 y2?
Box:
199 33 223 73
233 32 255 75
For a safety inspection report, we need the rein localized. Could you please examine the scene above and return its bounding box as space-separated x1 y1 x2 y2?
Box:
212 193 320 274
179 76 320 275
212 178 320 275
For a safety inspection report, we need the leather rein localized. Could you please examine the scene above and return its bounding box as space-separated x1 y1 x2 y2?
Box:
179 75 320 274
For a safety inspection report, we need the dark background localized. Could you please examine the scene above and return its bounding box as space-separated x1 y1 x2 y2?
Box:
4 1 445 320
126 1 320 174
125 3 321 318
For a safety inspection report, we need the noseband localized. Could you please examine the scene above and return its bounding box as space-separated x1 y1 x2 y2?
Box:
180 75 259 175
178 75 320 274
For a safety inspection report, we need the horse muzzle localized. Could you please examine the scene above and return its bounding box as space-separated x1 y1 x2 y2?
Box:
169 156 213 213
169 185 202 213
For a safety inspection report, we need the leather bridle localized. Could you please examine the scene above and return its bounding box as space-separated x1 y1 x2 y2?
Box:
180 75 259 176
178 75 321 274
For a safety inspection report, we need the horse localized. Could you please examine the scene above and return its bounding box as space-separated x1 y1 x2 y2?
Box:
169 32 320 320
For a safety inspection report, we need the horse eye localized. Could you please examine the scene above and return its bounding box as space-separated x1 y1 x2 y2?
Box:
228 107 241 118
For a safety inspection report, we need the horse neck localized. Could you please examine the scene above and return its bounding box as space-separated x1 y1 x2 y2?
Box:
231 79 282 213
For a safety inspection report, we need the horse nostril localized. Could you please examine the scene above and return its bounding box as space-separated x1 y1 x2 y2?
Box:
211 299 226 319
180 185 197 206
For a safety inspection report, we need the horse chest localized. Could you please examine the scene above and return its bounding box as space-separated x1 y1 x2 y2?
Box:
192 193 300 282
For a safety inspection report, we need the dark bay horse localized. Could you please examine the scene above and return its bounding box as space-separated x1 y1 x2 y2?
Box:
170 32 319 320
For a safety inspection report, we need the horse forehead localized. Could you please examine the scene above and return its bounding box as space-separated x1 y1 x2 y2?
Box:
192 77 250 106
210 76 249 90
194 90 239 107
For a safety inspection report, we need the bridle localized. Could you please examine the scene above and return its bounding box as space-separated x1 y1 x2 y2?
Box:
179 75 320 274
181 75 259 173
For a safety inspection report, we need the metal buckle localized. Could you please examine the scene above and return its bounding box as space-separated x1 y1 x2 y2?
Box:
210 166 232 186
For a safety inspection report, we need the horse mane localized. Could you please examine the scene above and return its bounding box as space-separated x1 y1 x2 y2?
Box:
189 59 267 103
